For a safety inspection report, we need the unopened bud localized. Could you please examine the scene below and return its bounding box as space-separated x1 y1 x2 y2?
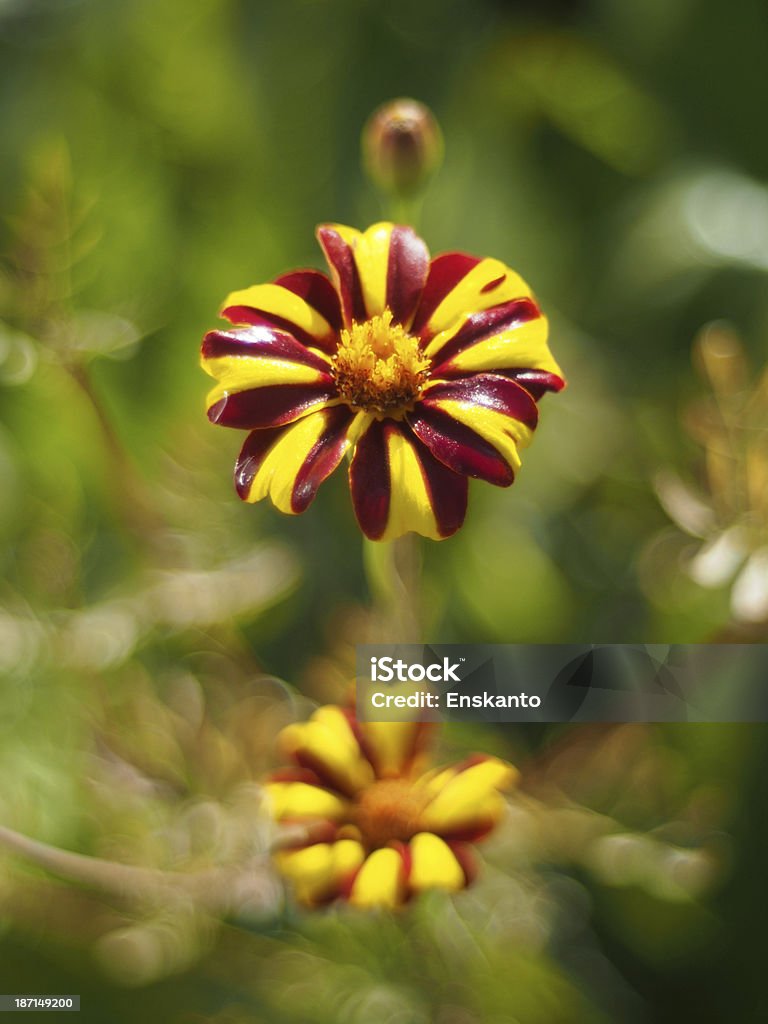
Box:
362 98 443 198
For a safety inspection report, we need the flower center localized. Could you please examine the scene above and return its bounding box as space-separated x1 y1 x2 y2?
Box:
331 309 431 415
351 779 429 850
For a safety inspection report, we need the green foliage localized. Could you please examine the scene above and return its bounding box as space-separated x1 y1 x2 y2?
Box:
1 0 766 1021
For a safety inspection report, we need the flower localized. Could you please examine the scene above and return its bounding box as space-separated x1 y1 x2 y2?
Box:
265 704 517 908
201 223 565 540
653 323 768 626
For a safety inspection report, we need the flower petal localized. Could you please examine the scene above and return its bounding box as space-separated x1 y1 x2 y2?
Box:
422 756 518 838
221 278 339 352
276 839 365 905
279 705 375 796
349 419 468 541
348 847 407 909
317 223 429 327
265 781 348 822
202 325 336 429
412 256 534 341
501 369 566 400
357 721 431 779
274 269 343 334
408 832 466 893
234 406 354 513
410 252 482 336
409 374 538 485
384 224 430 327
425 298 562 385
316 224 367 327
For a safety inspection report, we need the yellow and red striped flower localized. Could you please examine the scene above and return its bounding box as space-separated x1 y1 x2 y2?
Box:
266 705 517 908
202 223 564 540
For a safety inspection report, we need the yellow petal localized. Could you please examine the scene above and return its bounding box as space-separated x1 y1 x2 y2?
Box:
265 782 348 822
203 354 326 407
276 839 365 905
422 757 518 833
222 282 336 346
409 833 466 893
358 721 423 778
380 423 444 542
348 848 406 909
279 707 374 795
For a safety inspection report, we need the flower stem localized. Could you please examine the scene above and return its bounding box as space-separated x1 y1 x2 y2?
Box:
66 360 171 559
363 535 423 641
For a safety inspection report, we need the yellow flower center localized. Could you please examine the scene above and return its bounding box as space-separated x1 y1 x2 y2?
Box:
331 309 432 416
351 778 430 850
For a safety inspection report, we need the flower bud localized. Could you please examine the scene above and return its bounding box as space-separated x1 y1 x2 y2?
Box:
362 98 443 198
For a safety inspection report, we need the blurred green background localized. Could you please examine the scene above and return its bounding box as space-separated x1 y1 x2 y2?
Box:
1 0 767 1021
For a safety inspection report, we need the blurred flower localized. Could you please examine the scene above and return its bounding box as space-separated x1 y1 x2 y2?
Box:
654 323 768 625
202 223 564 540
362 98 443 197
266 704 517 908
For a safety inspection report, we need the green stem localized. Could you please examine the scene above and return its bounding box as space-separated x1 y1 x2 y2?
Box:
363 535 423 642
66 360 171 559
388 192 424 229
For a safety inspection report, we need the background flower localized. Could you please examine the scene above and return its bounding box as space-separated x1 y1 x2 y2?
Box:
267 705 516 907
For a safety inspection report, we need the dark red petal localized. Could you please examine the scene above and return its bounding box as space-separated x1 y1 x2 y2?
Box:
498 368 566 400
274 269 344 333
316 226 367 327
407 404 514 486
391 840 413 886
202 326 331 373
386 225 429 326
220 307 335 354
415 433 469 538
349 419 391 540
429 298 541 371
447 842 478 884
410 252 482 337
209 383 336 429
290 406 355 513
423 374 539 430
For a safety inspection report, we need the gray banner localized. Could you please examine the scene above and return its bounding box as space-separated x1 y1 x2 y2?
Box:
356 644 768 723
0 997 80 1011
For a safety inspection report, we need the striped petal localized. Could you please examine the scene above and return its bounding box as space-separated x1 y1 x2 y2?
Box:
276 839 365 905
279 705 375 797
412 256 534 342
408 375 538 485
221 274 340 353
348 847 407 909
408 832 466 893
502 368 566 401
202 325 336 429
265 781 348 823
421 756 518 839
410 253 482 336
234 406 355 514
349 419 468 541
317 222 429 327
425 298 562 383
